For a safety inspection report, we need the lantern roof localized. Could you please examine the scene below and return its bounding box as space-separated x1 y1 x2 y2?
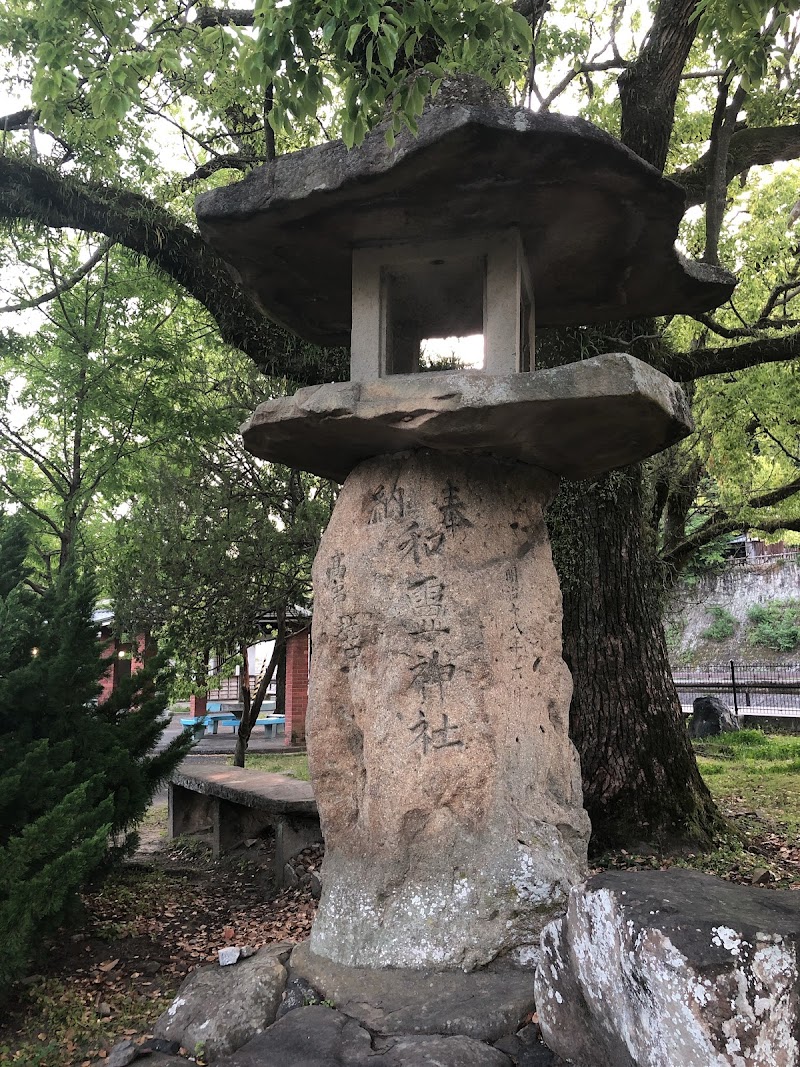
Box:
196 79 735 347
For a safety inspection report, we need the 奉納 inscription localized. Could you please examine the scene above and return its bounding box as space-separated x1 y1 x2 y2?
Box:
369 484 405 525
439 481 473 535
397 521 445 564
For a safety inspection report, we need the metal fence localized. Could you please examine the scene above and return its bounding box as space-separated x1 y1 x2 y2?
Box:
728 552 800 567
673 662 800 719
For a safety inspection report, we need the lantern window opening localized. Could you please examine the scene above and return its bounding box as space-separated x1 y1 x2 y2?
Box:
350 230 534 383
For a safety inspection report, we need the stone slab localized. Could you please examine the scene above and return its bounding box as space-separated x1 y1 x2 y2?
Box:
169 766 316 815
196 80 735 345
241 354 693 483
535 869 800 1067
289 941 536 1043
220 1005 513 1066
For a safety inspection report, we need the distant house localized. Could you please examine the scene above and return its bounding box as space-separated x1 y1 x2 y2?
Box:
726 534 799 565
194 614 311 746
92 607 154 703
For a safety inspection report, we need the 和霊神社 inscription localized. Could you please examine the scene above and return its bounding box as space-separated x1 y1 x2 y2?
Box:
307 450 589 969
195 75 736 973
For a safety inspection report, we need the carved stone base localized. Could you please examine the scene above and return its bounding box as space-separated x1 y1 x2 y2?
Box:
307 450 589 970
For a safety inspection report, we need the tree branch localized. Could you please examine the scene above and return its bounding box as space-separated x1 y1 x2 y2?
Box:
662 476 800 570
662 332 800 381
1 108 37 132
617 0 700 171
703 79 748 265
0 156 345 386
196 0 546 29
0 477 64 536
195 6 254 27
672 124 800 207
181 153 265 189
0 238 114 313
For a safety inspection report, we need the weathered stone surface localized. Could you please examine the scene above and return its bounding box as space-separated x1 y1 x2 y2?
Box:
102 1040 138 1067
96 1053 184 1067
493 1024 561 1066
196 82 735 345
153 946 290 1058
307 450 589 970
276 974 325 1019
169 766 316 815
241 354 693 484
131 1058 186 1067
140 1039 183 1055
535 869 800 1067
690 695 740 738
220 1006 513 1066
289 941 536 1042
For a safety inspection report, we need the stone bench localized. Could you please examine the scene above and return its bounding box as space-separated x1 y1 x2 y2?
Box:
168 766 321 885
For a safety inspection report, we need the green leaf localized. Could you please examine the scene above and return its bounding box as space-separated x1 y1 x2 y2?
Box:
345 21 363 53
321 15 338 42
378 33 397 69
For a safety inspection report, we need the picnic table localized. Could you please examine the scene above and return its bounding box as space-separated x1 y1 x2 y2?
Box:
180 703 285 738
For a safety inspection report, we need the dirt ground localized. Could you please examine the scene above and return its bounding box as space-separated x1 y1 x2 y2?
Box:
0 805 320 1066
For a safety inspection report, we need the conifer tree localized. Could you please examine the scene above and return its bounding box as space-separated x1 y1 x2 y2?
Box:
0 515 191 997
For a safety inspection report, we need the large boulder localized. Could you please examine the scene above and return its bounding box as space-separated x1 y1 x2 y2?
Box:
153 945 291 1059
690 695 740 739
534 869 800 1066
308 450 589 970
218 1005 513 1066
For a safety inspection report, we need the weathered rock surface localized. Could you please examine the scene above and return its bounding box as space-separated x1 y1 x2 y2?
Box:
308 450 589 969
97 1053 184 1067
493 1023 562 1065
690 695 740 738
219 1006 513 1066
153 945 290 1058
535 869 800 1067
289 941 536 1042
276 973 325 1019
101 1041 138 1067
241 354 693 483
196 79 735 345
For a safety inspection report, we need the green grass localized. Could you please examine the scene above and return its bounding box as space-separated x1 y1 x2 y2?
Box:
695 728 800 764
238 753 310 780
695 731 800 836
597 731 800 885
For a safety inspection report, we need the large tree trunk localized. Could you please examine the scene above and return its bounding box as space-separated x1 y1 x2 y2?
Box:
548 468 722 852
543 0 722 851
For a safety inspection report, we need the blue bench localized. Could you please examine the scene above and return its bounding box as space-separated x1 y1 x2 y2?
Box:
180 712 285 738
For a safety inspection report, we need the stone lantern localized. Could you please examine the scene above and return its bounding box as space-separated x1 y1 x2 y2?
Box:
196 79 735 973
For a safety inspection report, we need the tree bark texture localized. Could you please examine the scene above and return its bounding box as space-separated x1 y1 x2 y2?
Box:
539 0 722 851
548 468 721 851
617 0 700 172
